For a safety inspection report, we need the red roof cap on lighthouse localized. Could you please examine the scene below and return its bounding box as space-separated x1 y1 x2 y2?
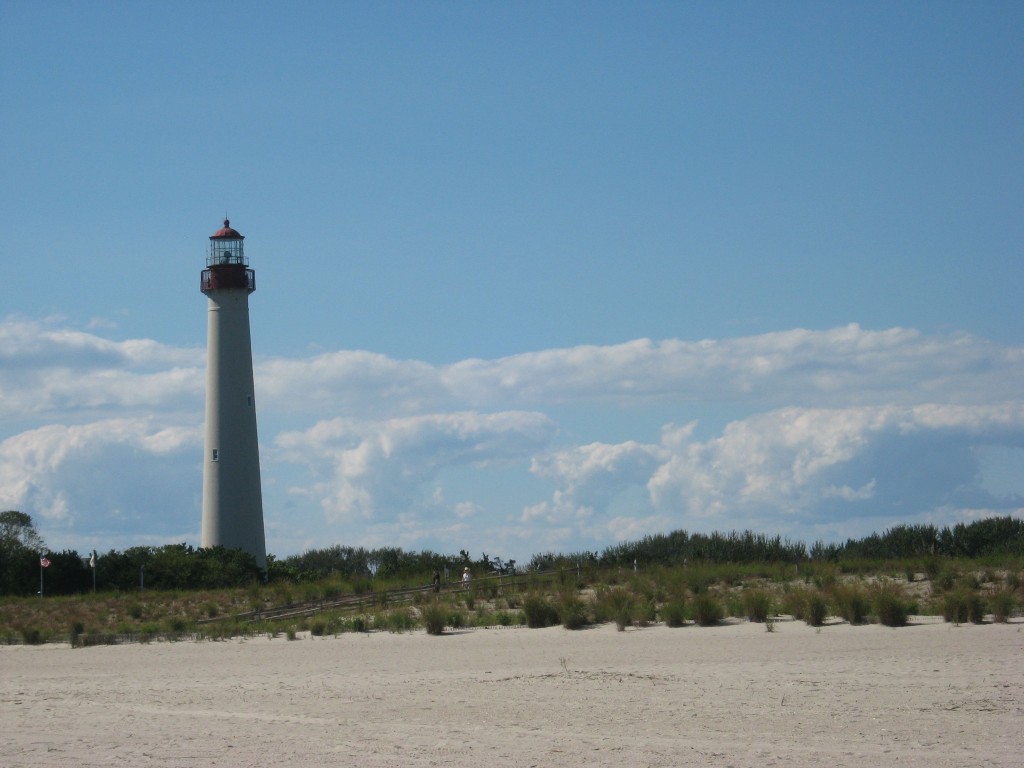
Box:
210 218 244 240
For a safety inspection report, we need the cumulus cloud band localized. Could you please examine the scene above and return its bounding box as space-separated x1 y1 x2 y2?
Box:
2 316 1022 558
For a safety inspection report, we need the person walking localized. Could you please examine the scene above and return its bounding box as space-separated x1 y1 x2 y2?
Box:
462 566 471 589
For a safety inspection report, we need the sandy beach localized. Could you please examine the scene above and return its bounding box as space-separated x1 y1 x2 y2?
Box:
2 617 1022 767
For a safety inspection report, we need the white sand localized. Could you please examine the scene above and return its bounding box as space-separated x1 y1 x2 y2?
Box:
2 617 1022 767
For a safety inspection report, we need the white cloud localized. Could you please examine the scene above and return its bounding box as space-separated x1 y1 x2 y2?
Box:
0 418 201 551
518 403 1024 551
257 350 444 417
0 316 203 420
527 441 666 521
274 410 557 523
440 324 1024 407
3 316 1023 559
7 318 1021 424
0 316 201 370
453 501 480 519
647 403 1024 527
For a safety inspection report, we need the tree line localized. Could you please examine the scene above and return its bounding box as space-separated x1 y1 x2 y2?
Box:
809 517 1024 561
2 509 1022 597
595 518 1024 566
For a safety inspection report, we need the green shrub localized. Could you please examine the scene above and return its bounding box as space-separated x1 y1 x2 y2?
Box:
691 593 723 626
613 607 631 631
421 603 449 635
595 587 635 630
20 626 45 645
660 599 688 627
321 581 343 601
300 583 322 603
69 621 85 647
803 591 828 627
966 592 986 624
309 620 327 636
635 597 657 627
349 577 372 595
942 590 974 624
494 610 519 626
522 595 559 628
742 589 773 623
780 588 808 621
724 593 744 619
80 633 119 647
377 607 416 633
989 589 1017 623
272 586 294 606
811 566 837 590
934 569 958 592
921 556 943 581
685 569 712 595
872 585 909 627
831 584 870 625
398 607 418 632
558 595 590 630
319 619 344 634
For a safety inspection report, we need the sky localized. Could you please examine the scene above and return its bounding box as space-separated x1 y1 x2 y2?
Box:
1 1 1022 564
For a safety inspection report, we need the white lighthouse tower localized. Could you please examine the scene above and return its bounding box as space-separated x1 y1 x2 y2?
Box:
200 219 267 571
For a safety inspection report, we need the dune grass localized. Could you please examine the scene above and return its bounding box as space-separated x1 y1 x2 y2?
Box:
2 556 1021 644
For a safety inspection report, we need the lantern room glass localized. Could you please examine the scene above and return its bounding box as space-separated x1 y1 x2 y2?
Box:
208 237 246 267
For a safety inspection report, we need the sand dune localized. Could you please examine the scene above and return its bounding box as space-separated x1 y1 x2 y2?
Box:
3 617 1022 767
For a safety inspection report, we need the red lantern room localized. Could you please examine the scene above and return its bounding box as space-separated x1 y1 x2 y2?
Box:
201 219 255 293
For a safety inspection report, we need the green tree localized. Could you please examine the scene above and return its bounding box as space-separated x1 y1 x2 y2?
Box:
0 510 44 550
0 511 47 595
43 549 90 595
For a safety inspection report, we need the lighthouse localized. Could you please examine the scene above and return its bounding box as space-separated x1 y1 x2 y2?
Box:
200 219 267 571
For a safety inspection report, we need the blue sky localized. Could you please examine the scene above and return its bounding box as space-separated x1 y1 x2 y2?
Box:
2 2 1022 563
